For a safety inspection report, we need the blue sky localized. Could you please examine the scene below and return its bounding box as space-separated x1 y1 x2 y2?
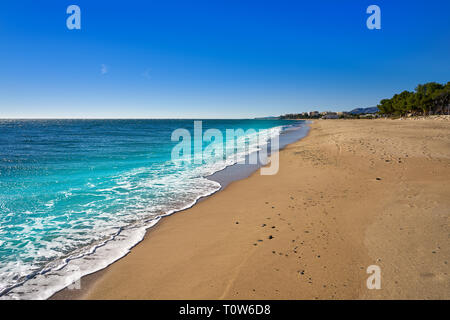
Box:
0 0 449 118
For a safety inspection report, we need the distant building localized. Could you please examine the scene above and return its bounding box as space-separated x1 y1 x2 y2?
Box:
360 113 378 118
320 111 338 119
322 114 339 119
309 111 320 117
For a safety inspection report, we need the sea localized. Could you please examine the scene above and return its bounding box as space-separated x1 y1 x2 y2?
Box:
0 119 308 299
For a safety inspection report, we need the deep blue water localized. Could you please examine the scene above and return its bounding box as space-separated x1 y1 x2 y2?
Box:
0 119 304 299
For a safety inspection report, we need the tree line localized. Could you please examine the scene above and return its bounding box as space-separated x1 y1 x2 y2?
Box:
377 81 450 116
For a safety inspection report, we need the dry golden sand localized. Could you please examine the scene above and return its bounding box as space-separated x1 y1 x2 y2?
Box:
57 119 450 299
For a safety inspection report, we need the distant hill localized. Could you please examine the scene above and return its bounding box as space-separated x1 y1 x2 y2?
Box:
348 107 379 115
254 116 280 120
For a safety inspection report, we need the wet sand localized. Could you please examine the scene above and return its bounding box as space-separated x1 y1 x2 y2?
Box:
53 119 450 299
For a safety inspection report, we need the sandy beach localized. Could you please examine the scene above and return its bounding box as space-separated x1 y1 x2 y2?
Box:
53 119 450 300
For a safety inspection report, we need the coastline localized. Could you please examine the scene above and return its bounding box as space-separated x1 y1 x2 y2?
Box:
49 121 310 299
53 119 449 299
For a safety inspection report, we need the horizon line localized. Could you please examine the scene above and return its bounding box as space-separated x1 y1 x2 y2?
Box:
0 117 280 120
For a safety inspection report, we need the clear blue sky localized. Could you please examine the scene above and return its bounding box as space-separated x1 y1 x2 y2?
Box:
0 0 449 118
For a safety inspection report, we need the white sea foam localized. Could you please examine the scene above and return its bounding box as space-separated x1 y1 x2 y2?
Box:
0 124 295 300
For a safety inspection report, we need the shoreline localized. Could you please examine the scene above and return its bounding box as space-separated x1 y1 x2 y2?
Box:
49 121 310 300
54 119 449 299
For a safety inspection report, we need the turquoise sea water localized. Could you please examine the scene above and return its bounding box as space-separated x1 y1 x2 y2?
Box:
0 119 305 299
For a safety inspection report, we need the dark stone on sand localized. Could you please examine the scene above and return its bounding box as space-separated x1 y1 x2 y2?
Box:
376 177 382 180
268 235 274 239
